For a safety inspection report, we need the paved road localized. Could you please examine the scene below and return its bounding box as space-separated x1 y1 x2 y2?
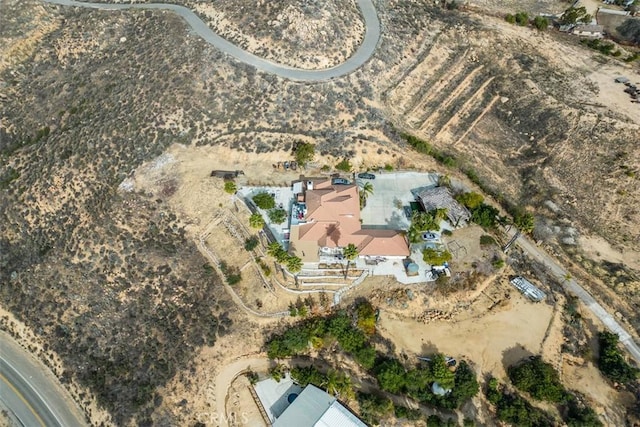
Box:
508 230 640 363
42 0 381 82
0 332 87 427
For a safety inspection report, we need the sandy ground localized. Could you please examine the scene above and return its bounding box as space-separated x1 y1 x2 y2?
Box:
378 296 555 378
580 234 640 271
226 375 267 427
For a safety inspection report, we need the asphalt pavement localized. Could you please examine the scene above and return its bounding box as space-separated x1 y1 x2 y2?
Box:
42 0 381 82
0 332 87 427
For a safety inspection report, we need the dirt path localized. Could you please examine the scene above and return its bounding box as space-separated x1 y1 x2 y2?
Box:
214 357 271 427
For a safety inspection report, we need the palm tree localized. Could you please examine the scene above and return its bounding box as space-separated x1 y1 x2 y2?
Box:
249 212 265 229
323 370 354 399
286 255 303 274
358 182 374 209
342 243 359 279
267 242 282 257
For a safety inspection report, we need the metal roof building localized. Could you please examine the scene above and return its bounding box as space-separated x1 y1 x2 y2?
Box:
272 384 366 427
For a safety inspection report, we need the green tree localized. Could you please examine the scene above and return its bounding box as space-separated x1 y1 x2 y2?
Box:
533 16 549 30
286 255 303 274
470 203 499 228
336 158 353 172
422 248 452 266
513 210 535 233
375 358 407 393
249 212 265 229
224 180 237 194
294 142 315 167
617 18 640 44
253 192 275 209
268 208 287 224
508 356 567 403
342 243 359 278
359 181 374 209
560 6 590 24
291 366 325 387
430 354 456 390
357 393 394 426
597 331 639 384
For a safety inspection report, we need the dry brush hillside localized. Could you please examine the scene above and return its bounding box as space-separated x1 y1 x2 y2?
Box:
1 0 639 424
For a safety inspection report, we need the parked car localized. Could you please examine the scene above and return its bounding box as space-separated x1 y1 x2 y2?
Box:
422 232 437 241
332 178 350 185
357 172 376 180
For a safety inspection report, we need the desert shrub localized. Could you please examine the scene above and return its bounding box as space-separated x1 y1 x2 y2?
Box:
244 236 259 251
356 300 377 335
486 378 554 426
492 257 505 269
505 13 516 24
219 261 242 285
479 235 497 246
564 395 602 427
252 192 275 209
456 192 484 209
394 405 422 421
508 356 568 403
442 229 453 236
515 12 529 26
533 16 548 30
268 208 287 224
401 133 457 167
336 158 352 172
597 331 639 384
223 180 237 194
384 164 394 171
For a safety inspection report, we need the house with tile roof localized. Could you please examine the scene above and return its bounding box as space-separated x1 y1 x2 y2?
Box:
288 177 410 262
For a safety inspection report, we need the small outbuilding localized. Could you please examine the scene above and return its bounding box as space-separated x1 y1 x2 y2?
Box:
416 186 471 227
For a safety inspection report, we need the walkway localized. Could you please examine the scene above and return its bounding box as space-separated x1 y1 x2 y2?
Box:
41 0 381 81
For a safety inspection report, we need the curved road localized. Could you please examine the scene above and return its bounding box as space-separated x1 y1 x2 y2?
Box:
0 332 87 427
42 0 381 82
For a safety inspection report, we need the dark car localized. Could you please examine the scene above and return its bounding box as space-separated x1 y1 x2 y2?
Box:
332 178 350 185
357 172 376 180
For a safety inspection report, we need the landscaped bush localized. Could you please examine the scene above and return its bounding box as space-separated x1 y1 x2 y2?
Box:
422 248 452 266
219 261 242 285
249 212 265 229
268 208 287 224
